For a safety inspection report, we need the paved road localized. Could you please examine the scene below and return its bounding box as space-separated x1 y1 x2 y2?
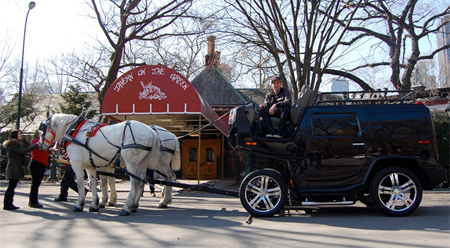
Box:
1 179 449 248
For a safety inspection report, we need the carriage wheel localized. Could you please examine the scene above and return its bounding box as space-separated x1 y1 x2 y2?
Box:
239 169 287 217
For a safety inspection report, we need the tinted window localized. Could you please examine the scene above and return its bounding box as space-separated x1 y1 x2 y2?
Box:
312 113 360 136
371 112 428 134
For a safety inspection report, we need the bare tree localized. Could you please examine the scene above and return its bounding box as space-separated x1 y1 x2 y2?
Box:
128 18 206 81
0 61 45 131
44 2 207 117
89 0 194 112
208 0 370 99
341 0 450 90
226 43 276 89
49 49 109 114
0 34 19 105
0 34 16 83
45 54 79 94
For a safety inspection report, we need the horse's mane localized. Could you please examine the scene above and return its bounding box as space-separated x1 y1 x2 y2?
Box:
51 113 78 133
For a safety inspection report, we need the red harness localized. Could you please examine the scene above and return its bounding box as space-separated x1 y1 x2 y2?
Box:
90 123 108 137
64 119 87 149
43 127 56 146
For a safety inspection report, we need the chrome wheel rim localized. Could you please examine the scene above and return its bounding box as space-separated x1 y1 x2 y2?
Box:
377 172 418 212
244 175 282 213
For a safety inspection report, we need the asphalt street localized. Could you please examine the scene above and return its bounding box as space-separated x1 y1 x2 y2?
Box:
0 179 449 248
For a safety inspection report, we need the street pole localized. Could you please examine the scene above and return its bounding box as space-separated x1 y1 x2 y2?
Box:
16 1 36 130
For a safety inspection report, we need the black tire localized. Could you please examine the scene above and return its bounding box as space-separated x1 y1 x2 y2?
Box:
370 167 422 217
239 169 287 217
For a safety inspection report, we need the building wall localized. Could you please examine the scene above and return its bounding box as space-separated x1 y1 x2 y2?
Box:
438 16 450 88
331 79 349 92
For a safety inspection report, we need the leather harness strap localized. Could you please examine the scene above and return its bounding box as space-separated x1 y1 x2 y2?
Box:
63 119 152 168
63 119 86 149
150 125 175 154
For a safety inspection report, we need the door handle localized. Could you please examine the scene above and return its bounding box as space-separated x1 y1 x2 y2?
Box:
352 142 365 147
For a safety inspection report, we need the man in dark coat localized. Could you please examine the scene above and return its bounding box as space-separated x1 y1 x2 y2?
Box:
259 76 292 138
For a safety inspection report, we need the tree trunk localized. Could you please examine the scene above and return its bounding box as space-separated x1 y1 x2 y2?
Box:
389 42 403 90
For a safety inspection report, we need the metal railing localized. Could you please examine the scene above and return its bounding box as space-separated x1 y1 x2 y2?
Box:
314 90 416 106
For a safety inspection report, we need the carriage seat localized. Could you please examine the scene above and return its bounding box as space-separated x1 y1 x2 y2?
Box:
269 84 314 131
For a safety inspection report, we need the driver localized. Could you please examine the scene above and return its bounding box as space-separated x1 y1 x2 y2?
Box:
259 76 292 138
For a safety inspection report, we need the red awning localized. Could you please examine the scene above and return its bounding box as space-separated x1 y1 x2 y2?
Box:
102 65 228 135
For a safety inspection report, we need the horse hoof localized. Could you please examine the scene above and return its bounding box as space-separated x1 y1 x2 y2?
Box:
157 203 168 208
89 206 99 212
119 210 130 216
73 206 83 212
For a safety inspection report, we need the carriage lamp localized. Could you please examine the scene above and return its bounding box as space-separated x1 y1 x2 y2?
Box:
16 1 36 129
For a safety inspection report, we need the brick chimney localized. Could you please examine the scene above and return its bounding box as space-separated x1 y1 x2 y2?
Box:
205 36 220 67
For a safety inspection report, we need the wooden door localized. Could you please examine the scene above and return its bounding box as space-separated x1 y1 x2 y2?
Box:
182 139 220 179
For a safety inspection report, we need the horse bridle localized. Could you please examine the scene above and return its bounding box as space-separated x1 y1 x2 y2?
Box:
39 117 59 148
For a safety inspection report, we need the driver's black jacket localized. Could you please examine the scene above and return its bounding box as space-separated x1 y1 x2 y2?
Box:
262 88 292 113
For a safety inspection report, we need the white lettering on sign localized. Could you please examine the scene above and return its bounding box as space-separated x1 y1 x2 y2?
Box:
151 67 165 76
170 73 189 90
138 68 146 76
114 73 134 93
139 81 167 100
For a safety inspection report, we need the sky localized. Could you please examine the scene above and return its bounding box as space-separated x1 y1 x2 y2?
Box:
0 0 446 93
0 0 100 62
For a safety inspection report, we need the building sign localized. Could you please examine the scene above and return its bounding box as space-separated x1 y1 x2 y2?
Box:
103 65 203 115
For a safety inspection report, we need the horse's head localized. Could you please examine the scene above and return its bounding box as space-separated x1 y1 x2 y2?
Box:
39 116 56 150
39 113 80 150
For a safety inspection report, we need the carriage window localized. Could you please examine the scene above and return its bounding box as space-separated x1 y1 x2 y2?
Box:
206 148 214 162
371 112 429 134
312 113 360 136
189 148 197 162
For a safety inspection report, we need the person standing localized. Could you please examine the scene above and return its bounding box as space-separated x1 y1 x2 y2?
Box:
259 76 292 138
54 152 87 202
2 130 38 210
146 169 156 197
28 130 51 208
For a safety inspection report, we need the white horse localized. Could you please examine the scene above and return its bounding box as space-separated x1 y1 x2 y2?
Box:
100 125 181 208
39 114 177 216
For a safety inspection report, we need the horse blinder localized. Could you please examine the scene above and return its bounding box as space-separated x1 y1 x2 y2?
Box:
39 119 55 147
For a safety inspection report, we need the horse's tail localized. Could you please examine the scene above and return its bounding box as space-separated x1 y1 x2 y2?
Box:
170 140 181 171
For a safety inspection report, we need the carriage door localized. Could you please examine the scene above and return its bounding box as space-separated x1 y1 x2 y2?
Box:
305 110 369 187
182 139 220 179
